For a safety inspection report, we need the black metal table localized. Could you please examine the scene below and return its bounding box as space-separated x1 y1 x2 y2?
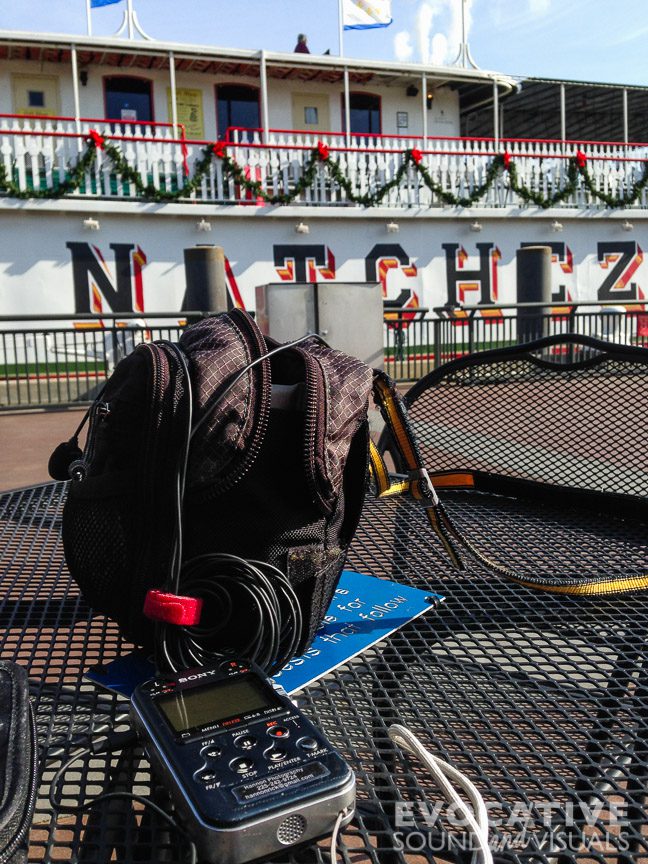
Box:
2 481 647 863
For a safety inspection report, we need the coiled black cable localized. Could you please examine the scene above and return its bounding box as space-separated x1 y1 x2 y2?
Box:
154 334 316 678
158 553 303 676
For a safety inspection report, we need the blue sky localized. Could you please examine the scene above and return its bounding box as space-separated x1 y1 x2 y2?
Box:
1 0 646 86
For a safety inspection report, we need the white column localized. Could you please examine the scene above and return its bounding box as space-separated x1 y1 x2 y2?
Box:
71 45 82 136
560 83 566 143
421 73 427 145
343 67 351 147
260 50 270 142
492 80 499 146
86 0 92 36
169 51 178 136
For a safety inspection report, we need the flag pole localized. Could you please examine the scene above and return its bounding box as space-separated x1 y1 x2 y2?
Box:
86 0 93 36
339 0 351 146
127 0 134 39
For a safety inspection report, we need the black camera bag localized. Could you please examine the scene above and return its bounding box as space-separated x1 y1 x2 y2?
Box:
52 310 458 660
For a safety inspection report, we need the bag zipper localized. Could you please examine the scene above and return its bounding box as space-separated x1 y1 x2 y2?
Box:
135 341 177 562
194 310 272 499
293 346 333 514
70 399 111 481
0 703 38 864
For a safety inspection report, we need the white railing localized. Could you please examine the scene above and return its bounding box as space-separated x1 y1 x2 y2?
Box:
2 115 648 209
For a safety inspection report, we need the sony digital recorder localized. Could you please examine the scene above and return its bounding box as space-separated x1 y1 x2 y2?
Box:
130 660 355 864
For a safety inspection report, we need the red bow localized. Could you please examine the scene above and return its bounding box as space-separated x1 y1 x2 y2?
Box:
410 148 423 165
212 141 227 159
503 151 511 170
576 150 587 169
316 141 330 161
88 129 105 150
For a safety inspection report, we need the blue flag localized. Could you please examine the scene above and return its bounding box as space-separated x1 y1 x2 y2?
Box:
91 0 123 7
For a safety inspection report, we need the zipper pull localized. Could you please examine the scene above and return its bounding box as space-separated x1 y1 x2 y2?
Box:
70 401 111 482
69 459 88 482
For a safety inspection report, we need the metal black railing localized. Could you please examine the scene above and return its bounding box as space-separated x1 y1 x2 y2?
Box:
0 312 192 410
384 302 648 381
1 304 647 409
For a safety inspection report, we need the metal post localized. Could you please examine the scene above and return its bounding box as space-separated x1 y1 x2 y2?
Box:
343 66 351 147
516 246 552 342
623 88 629 144
70 45 82 137
85 0 92 36
421 73 428 146
560 83 566 144
433 318 441 368
183 246 228 316
168 51 178 137
338 0 345 56
260 50 270 143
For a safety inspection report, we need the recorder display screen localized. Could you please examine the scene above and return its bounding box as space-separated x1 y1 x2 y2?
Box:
156 675 280 732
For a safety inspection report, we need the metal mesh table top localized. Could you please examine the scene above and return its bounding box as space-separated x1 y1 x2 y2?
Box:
1 480 647 864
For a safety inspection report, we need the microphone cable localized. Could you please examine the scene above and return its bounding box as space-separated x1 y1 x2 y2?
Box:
158 553 303 677
154 334 317 677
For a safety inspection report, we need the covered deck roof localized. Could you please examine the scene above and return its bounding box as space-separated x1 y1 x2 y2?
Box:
0 29 516 112
463 75 648 142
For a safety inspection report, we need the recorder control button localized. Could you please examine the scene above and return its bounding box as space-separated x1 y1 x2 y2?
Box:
297 737 318 752
267 726 289 739
198 771 218 783
202 747 222 759
266 748 288 763
230 757 254 774
234 735 257 751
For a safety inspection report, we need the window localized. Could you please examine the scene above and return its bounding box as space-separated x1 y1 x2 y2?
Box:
216 85 260 138
105 76 153 123
12 74 60 117
345 93 381 135
304 106 319 125
28 91 45 108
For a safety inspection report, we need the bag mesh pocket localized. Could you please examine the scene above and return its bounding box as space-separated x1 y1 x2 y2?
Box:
62 490 131 618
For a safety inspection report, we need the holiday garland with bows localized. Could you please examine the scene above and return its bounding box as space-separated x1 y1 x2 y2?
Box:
1 130 647 209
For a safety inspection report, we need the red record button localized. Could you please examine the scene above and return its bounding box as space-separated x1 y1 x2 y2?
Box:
267 726 289 739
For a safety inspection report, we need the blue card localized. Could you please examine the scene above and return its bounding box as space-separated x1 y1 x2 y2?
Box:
273 570 443 693
85 571 443 697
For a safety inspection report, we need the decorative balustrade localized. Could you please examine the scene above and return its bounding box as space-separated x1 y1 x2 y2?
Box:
1 115 648 209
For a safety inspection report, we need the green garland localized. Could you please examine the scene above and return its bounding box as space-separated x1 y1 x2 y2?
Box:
1 132 647 210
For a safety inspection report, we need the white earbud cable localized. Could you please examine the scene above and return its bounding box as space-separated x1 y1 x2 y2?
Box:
388 724 493 864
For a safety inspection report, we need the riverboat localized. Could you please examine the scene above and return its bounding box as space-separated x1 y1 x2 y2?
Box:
1 22 647 327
